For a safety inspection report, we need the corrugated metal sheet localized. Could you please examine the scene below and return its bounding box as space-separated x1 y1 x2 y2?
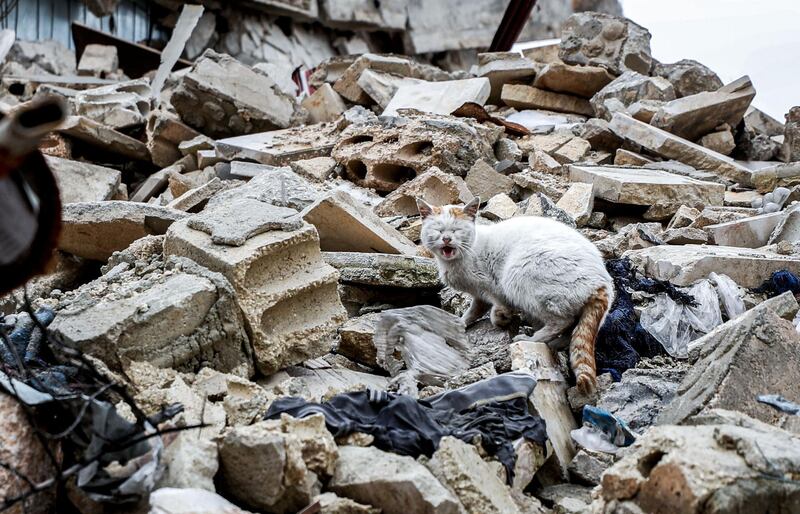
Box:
0 0 166 49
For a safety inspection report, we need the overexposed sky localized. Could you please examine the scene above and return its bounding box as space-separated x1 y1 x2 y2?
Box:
620 0 800 121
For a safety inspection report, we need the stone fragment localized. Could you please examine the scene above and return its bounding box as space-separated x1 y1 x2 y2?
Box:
219 415 336 513
625 244 800 287
613 148 651 166
324 252 438 289
567 449 614 485
481 193 517 221
7 39 76 75
559 12 652 75
494 138 522 163
521 40 561 64
376 167 474 217
356 69 423 109
426 436 528 514
301 83 347 123
150 488 254 514
595 222 663 259
315 492 380 514
555 182 594 226
698 128 736 155
784 105 800 162
146 109 202 168
656 293 800 430
59 116 151 161
333 113 499 193
50 256 251 375
290 156 337 182
626 99 663 122
165 212 346 375
77 43 118 77
167 177 232 212
383 77 490 117
519 193 576 227
68 78 152 130
171 49 306 138
303 191 418 254
591 71 675 120
750 161 800 193
329 446 462 514
653 59 724 98
465 160 515 200
744 105 785 136
597 367 687 432
159 435 218 491
538 484 593 514
594 412 800 513
704 211 783 248
581 118 624 152
533 62 614 98
609 113 755 185
569 165 723 220
662 227 708 245
216 122 338 166
473 51 538 103
552 137 591 164
650 76 756 141
47 155 121 203
501 84 593 116
59 201 186 260
337 312 380 367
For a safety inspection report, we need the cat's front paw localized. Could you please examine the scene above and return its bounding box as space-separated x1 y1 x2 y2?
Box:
490 306 513 328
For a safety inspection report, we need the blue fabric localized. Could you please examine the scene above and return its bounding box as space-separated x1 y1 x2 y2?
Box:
595 259 694 379
752 270 800 297
582 405 636 446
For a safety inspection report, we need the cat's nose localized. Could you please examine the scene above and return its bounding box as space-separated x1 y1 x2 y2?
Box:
442 236 452 244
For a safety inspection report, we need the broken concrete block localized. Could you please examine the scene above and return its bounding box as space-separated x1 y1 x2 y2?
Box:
315 493 380 514
212 164 320 213
482 193 518 221
337 312 380 368
653 59 724 98
376 167 474 217
383 77 490 117
519 193 576 227
580 118 624 152
150 488 254 514
533 62 614 99
171 49 306 138
159 434 218 492
609 113 755 185
473 51 538 103
147 109 203 168
501 84 593 117
567 449 614 486
59 115 151 161
650 76 756 141
302 191 418 255
324 252 438 290
355 69 423 109
77 43 118 77
69 78 152 130
613 148 652 166
594 412 800 513
332 112 499 193
569 165 724 220
784 105 800 162
47 155 121 203
656 293 800 429
626 99 663 123
698 127 736 155
215 122 338 167
426 436 528 514
219 415 337 513
552 137 591 164
7 39 76 76
559 12 652 75
625 244 800 287
465 160 514 201
166 177 233 213
590 71 675 120
165 207 346 375
49 256 251 375
289 156 337 182
329 446 462 514
704 211 784 248
556 182 594 226
662 227 708 245
59 201 186 261
301 83 347 123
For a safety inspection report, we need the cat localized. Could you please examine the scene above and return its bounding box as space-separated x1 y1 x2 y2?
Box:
417 196 614 393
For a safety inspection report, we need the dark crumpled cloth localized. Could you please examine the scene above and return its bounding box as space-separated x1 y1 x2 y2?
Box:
752 270 800 297
595 258 695 379
265 372 547 483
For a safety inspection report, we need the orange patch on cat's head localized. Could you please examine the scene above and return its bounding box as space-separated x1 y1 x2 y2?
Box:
431 206 442 215
449 207 469 219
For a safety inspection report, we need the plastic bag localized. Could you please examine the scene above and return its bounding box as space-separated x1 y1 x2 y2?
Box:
570 405 636 454
640 280 722 358
709 272 746 320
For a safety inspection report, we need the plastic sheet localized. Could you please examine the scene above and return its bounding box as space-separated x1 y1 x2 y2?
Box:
757 394 800 415
709 272 746 320
640 280 722 359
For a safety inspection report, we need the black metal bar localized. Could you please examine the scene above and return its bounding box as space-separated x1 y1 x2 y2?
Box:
489 0 537 52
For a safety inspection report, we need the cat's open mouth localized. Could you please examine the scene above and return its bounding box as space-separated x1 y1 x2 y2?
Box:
440 246 456 258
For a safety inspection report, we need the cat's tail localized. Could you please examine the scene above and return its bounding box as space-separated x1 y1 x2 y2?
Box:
570 286 611 394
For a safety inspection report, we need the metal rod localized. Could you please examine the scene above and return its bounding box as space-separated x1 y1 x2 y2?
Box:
489 0 537 52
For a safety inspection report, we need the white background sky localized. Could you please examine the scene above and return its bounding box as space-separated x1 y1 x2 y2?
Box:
619 0 800 121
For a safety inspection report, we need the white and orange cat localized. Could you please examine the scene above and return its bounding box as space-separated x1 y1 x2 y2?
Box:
417 197 614 393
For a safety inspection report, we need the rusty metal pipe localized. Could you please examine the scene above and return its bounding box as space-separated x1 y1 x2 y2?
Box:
489 0 538 52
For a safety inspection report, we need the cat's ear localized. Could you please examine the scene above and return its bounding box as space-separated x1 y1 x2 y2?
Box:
463 196 481 219
417 198 435 219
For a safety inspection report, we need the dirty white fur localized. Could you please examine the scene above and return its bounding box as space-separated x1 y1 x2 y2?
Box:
418 198 614 343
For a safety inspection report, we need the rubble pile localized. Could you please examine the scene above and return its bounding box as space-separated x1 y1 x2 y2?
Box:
3 4 800 514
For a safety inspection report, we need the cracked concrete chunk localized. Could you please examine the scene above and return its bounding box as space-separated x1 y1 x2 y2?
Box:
216 122 339 166
559 11 651 75
47 155 121 203
302 191 418 254
324 252 439 288
383 77 490 116
59 115 151 161
465 160 514 200
569 165 724 220
591 71 675 120
533 62 615 99
77 43 118 77
704 211 783 248
302 83 348 123
625 244 800 287
60 201 187 261
329 446 462 514
501 84 594 116
337 312 380 367
556 182 594 227
377 167 474 217
473 52 537 103
187 198 303 246
171 49 306 138
653 59 723 98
